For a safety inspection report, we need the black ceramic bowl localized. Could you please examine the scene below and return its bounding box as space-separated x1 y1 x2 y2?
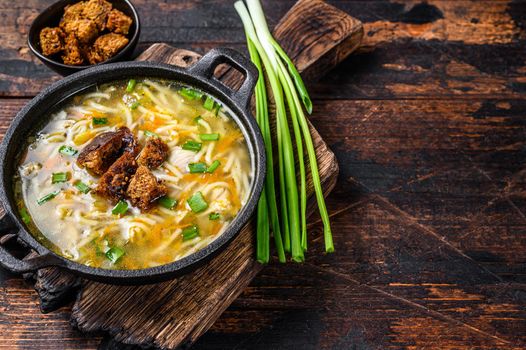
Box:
28 0 141 76
0 48 264 285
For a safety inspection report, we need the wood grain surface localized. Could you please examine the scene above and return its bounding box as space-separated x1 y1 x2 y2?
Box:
2 0 526 349
29 1 360 346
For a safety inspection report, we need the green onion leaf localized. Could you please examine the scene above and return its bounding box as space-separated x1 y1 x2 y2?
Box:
194 116 202 124
51 172 68 184
92 117 108 125
126 79 136 93
144 130 159 138
199 133 220 141
206 160 221 173
182 141 202 152
188 162 207 173
74 180 91 194
187 192 208 213
111 200 128 215
180 88 203 100
209 212 220 220
58 145 77 156
203 96 216 111
20 208 31 224
37 191 59 205
105 247 125 263
271 42 313 114
130 101 140 110
182 225 199 241
159 196 177 209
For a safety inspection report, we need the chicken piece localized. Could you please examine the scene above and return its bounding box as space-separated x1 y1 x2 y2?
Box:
137 137 169 169
86 33 129 64
77 127 137 175
39 27 64 56
106 9 133 34
95 152 138 202
126 166 167 211
62 33 84 65
168 147 198 173
82 0 112 31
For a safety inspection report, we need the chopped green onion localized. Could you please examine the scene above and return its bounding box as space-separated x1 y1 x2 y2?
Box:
188 162 207 173
194 116 202 124
126 79 136 93
182 225 199 241
180 88 203 100
130 101 140 110
209 212 220 220
182 140 202 152
37 191 59 205
159 196 177 209
199 133 220 141
105 247 125 263
187 191 208 213
51 172 68 184
92 117 108 125
144 130 159 138
213 104 221 116
203 96 216 111
74 181 91 194
20 208 31 224
58 145 77 156
95 243 105 257
207 160 221 173
111 200 128 215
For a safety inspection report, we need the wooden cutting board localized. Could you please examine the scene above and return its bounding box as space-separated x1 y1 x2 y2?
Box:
23 1 363 348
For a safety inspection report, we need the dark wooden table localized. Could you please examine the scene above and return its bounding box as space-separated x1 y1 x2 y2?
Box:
1 1 526 349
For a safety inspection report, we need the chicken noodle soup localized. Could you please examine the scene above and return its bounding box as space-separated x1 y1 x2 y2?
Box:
14 79 252 269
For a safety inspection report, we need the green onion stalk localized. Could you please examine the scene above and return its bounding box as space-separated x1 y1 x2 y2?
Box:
236 1 303 262
235 0 333 261
248 36 286 263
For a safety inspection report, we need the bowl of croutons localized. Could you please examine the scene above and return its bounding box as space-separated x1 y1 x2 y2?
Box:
28 0 140 76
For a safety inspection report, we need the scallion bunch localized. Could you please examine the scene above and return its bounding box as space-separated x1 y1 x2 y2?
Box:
235 0 333 263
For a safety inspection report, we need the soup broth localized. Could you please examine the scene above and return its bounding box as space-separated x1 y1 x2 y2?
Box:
14 79 252 269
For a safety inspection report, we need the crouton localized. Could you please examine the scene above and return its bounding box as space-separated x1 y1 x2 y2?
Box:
86 33 128 64
137 137 169 169
62 33 85 65
126 166 167 211
61 2 85 23
39 27 64 56
94 152 138 202
77 127 137 175
82 0 112 31
106 9 133 35
62 18 99 44
122 127 140 156
77 130 124 175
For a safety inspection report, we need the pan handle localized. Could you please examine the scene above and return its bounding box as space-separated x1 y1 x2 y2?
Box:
187 48 258 112
0 212 64 273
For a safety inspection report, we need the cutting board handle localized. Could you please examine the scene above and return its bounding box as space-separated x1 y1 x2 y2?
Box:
188 48 258 111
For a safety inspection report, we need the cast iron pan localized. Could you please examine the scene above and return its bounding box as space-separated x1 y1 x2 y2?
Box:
0 48 265 285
